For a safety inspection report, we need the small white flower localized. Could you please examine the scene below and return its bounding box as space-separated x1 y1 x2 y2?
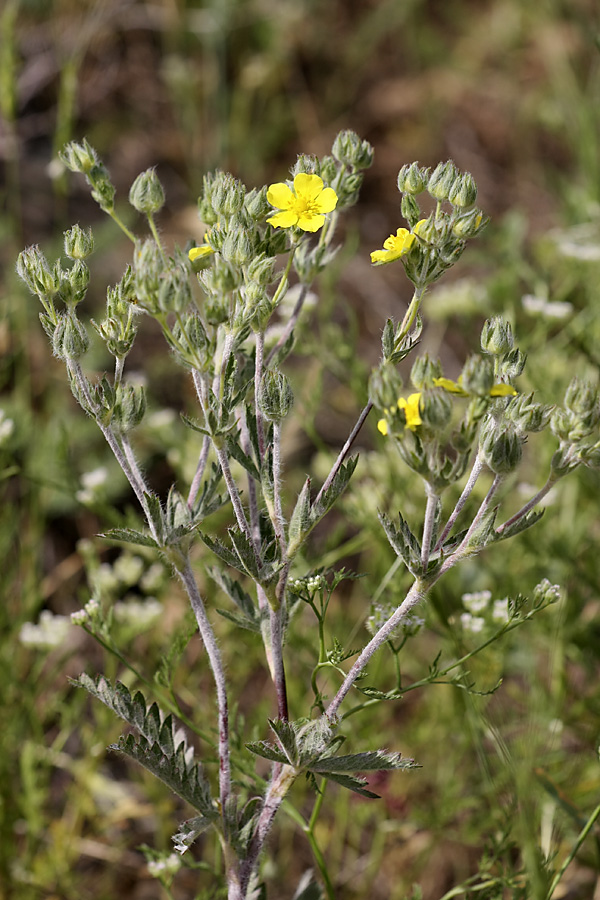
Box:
522 294 573 319
113 554 145 587
20 610 72 648
0 410 14 445
462 591 491 613
492 598 510 623
81 466 108 490
460 612 485 634
113 597 162 629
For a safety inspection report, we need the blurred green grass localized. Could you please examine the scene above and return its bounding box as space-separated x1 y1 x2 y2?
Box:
2 0 600 898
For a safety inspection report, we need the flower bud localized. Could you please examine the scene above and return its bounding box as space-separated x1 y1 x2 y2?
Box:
129 168 165 215
211 172 246 217
246 253 276 285
112 383 146 432
452 208 488 239
64 224 95 260
158 266 192 314
420 388 452 429
90 178 116 212
427 161 458 202
532 578 561 608
291 154 320 177
410 354 442 390
564 377 599 419
244 186 271 221
578 440 600 469
68 259 90 302
481 423 522 474
461 355 494 396
59 138 99 175
398 162 429 194
506 393 552 433
332 130 374 170
499 348 527 379
16 246 58 297
369 364 403 409
448 172 478 208
258 370 294 423
221 227 254 266
401 193 421 228
481 316 514 355
52 312 89 360
550 407 575 441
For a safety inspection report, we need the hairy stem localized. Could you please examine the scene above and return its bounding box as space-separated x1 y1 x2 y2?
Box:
315 400 373 508
265 284 308 368
325 579 426 721
434 451 484 552
187 434 210 510
240 765 297 895
496 473 557 536
421 485 439 570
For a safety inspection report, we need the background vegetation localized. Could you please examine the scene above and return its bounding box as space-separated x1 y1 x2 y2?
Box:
2 0 600 898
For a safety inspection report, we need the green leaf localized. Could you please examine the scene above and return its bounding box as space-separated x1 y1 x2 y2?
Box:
245 740 288 764
228 525 261 579
495 509 545 542
226 435 260 482
287 477 312 557
180 412 210 436
310 750 415 774
378 511 422 576
269 718 299 765
100 527 159 548
310 456 358 527
172 814 215 854
319 771 380 799
199 532 242 570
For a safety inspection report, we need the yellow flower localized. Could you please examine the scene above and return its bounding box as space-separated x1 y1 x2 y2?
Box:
398 393 422 430
188 244 214 262
433 376 517 397
370 220 428 265
377 418 389 436
266 174 338 233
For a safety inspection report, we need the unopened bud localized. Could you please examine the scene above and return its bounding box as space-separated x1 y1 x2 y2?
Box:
564 377 599 418
16 246 58 297
420 388 452 429
221 227 254 266
244 186 271 221
158 267 192 314
401 194 421 228
332 130 374 170
64 224 95 260
481 317 514 355
258 370 294 423
448 172 478 208
410 354 442 390
461 355 494 396
427 161 458 202
129 168 165 215
506 393 552 433
369 364 403 409
452 208 487 239
481 424 522 474
112 383 146 432
52 312 89 360
59 138 99 175
211 172 246 218
398 162 429 195
499 348 527 379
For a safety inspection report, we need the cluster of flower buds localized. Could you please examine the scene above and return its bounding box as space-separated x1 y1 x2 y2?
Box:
551 376 600 474
60 138 116 212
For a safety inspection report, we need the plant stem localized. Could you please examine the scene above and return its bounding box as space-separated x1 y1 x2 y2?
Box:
437 473 503 579
187 434 210 510
434 451 484 552
315 400 373 508
325 579 427 721
176 559 232 816
254 330 266 460
421 485 439 569
304 782 335 900
265 284 308 368
545 802 600 899
496 473 558 535
106 208 137 244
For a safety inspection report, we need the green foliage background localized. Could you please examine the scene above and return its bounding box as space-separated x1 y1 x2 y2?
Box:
1 0 600 898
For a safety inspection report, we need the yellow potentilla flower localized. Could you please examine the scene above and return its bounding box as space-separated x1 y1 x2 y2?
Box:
433 376 517 398
377 418 389 436
188 245 214 262
370 228 415 265
398 393 422 430
266 173 338 233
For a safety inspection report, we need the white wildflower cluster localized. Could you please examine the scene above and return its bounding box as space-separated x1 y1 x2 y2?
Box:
460 589 511 634
0 409 14 446
367 604 424 639
20 610 72 648
522 294 573 320
147 853 181 877
289 574 327 595
76 466 109 504
71 597 101 626
113 597 163 629
90 554 149 599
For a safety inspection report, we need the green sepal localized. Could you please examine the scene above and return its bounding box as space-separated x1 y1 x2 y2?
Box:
494 509 545 543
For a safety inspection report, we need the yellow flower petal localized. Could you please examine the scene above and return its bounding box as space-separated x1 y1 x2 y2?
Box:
433 376 468 396
377 418 389 436
293 173 324 200
489 383 517 396
267 210 299 229
267 182 294 209
189 245 214 261
316 187 338 214
296 212 326 232
398 393 422 430
371 228 415 265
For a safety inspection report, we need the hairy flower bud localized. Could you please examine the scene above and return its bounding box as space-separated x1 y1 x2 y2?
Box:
564 377 599 420
221 227 254 267
158 266 192 314
452 208 487 239
427 161 458 202
258 370 294 423
244 186 271 221
499 348 527 379
16 246 58 297
59 138 99 175
461 355 494 396
332 130 374 170
481 317 514 355
129 168 166 215
64 224 95 260
398 162 429 195
506 393 552 433
410 354 442 390
401 193 421 228
211 173 246 218
448 172 478 208
112 383 146 432
369 365 403 410
420 388 452 429
481 423 522 474
52 312 89 360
